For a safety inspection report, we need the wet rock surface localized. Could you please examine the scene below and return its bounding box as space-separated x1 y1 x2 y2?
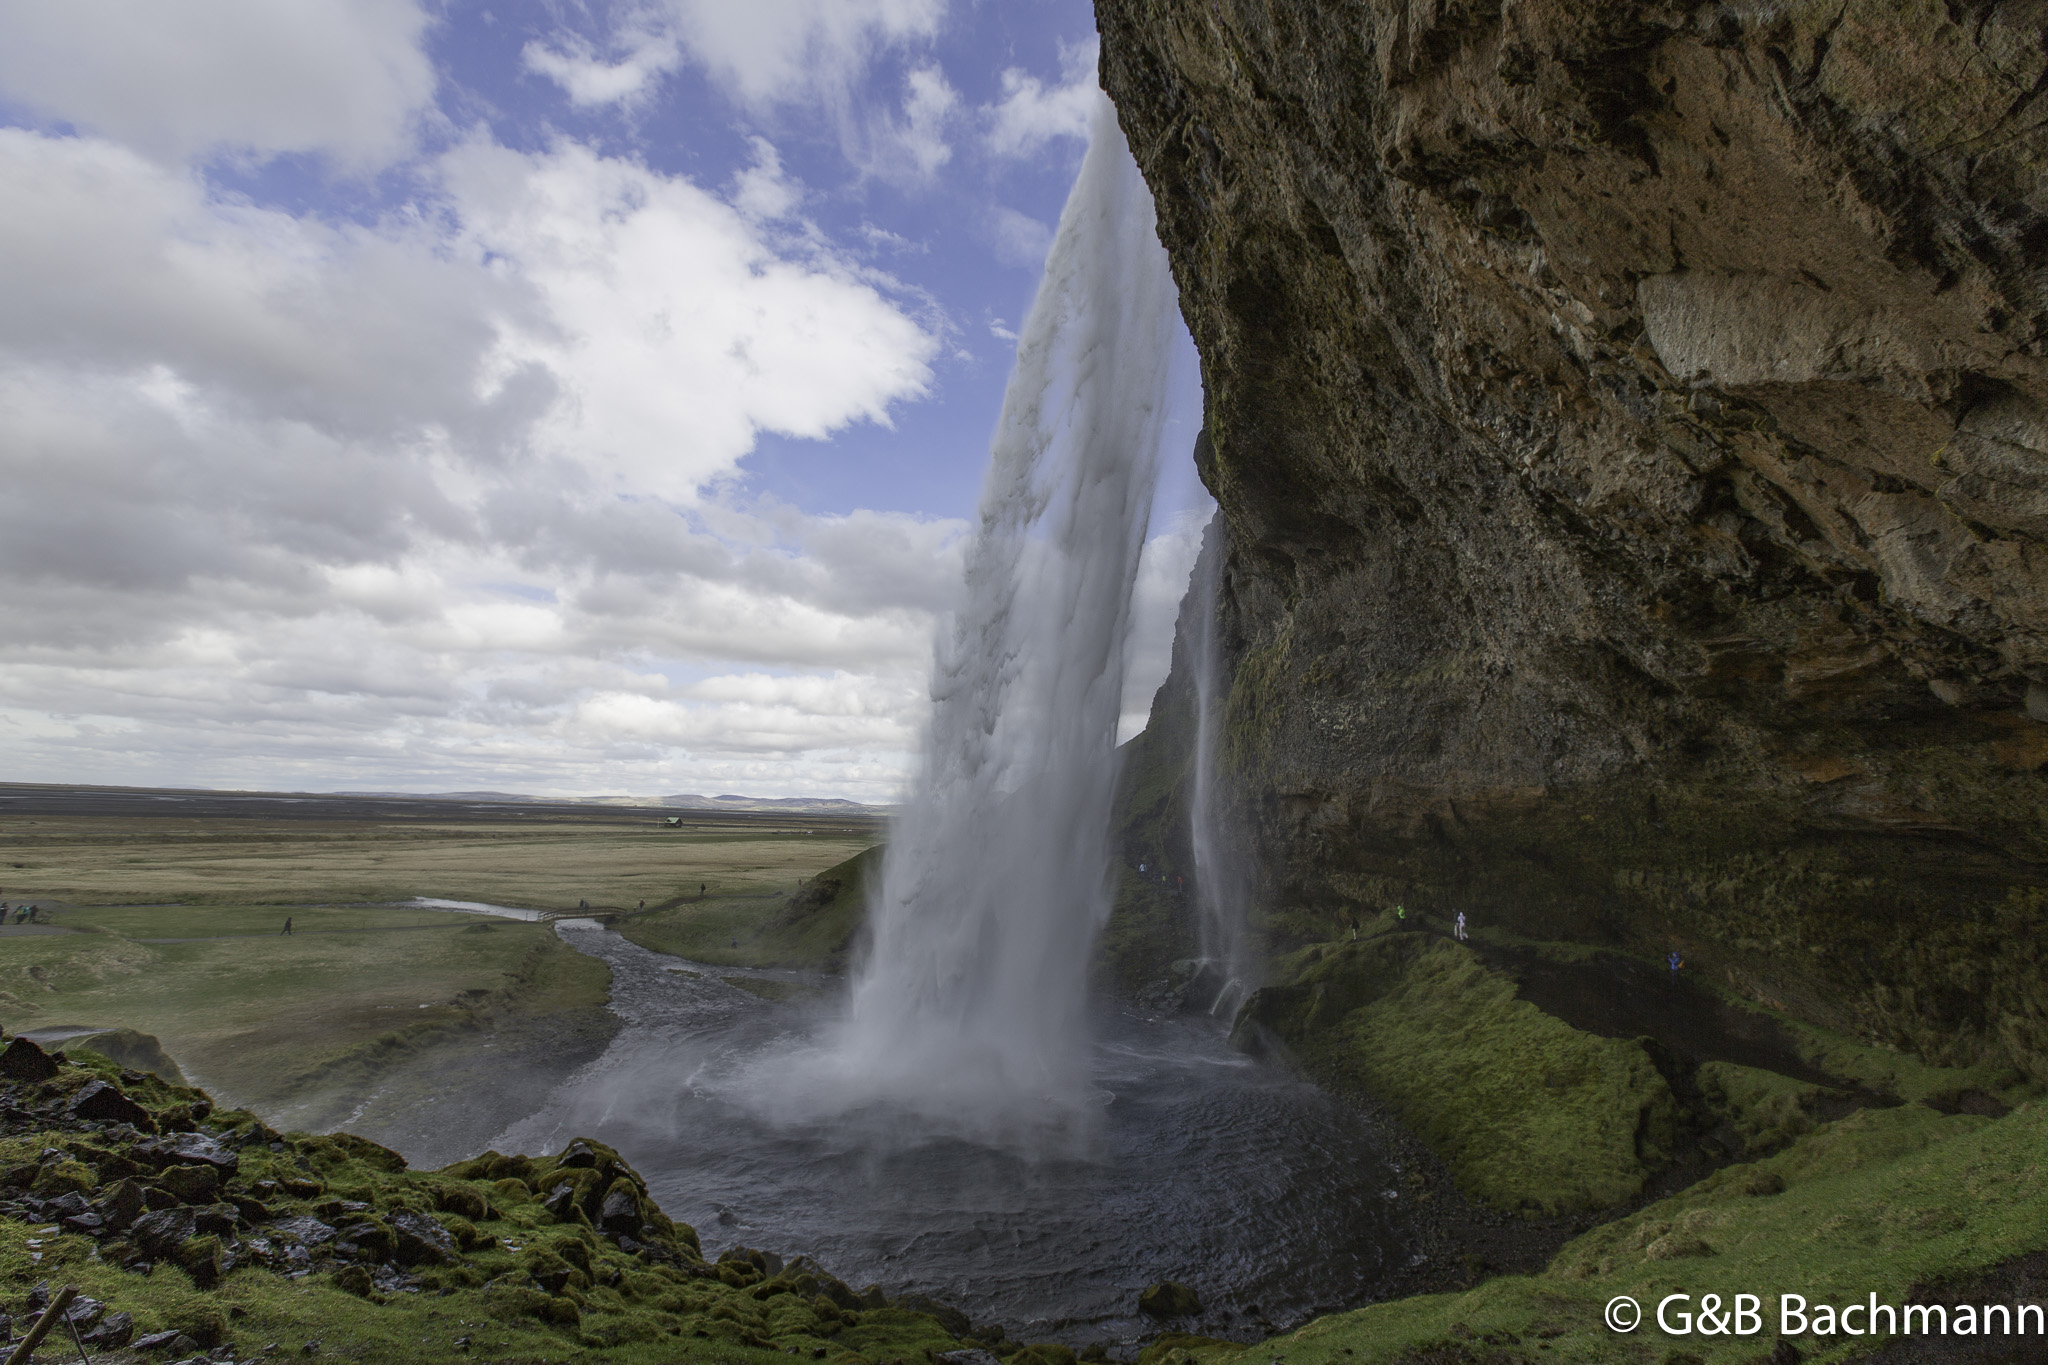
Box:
1098 0 2048 1079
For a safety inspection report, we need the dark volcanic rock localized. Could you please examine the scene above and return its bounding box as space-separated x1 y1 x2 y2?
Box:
389 1209 459 1265
0 1037 59 1082
136 1131 238 1173
80 1310 134 1349
128 1207 196 1259
153 1163 220 1206
68 1079 155 1129
598 1183 640 1237
269 1214 337 1246
1098 0 2048 1079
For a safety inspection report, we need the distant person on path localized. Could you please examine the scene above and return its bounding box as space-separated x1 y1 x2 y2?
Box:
700 883 706 898
281 917 293 936
1668 949 1684 984
1394 904 1406 925
1454 911 1468 942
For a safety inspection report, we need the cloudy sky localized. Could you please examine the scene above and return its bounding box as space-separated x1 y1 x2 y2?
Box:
0 0 1208 803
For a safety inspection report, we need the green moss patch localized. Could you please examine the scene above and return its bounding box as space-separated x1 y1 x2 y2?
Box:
1236 934 1678 1212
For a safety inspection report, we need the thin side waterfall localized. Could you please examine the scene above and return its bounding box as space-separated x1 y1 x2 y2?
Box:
748 95 1179 1147
1187 514 1257 1017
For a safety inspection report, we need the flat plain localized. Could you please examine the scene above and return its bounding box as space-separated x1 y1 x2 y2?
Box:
0 785 880 1160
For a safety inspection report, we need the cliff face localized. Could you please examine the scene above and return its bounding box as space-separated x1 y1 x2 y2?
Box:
1099 0 2048 1078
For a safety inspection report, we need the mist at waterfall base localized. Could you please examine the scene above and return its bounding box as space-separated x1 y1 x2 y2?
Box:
487 100 1410 1339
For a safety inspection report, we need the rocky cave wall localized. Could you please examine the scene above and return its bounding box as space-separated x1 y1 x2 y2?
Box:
1100 0 2048 1079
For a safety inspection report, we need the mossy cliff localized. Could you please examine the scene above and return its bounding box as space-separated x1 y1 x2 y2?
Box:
0 1033 1025 1364
1095 0 2048 1086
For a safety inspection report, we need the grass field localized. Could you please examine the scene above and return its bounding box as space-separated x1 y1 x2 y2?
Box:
0 810 874 909
0 806 880 1154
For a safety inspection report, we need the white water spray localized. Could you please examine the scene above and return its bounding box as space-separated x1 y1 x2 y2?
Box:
754 96 1178 1143
1186 516 1257 1017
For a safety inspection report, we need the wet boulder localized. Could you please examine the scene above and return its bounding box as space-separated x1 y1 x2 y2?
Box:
67 1079 154 1129
1139 1282 1203 1317
389 1208 459 1266
80 1310 134 1349
131 1329 189 1352
135 1131 238 1174
94 1178 149 1231
599 1179 643 1238
154 1163 220 1206
0 1036 59 1081
130 1207 198 1259
269 1214 337 1246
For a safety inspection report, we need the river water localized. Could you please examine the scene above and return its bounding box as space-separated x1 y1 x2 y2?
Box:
494 922 1412 1344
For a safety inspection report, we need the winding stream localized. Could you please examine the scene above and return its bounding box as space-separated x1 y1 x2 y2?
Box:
493 922 1412 1343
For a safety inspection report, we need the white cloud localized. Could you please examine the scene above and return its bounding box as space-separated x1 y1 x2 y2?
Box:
522 20 684 109
445 136 938 501
730 138 803 221
0 0 436 168
665 0 946 107
0 124 955 798
892 65 958 179
985 37 1098 160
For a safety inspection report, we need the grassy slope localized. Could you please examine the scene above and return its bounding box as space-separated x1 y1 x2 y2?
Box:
0 903 612 1125
618 845 880 971
0 1051 1001 1365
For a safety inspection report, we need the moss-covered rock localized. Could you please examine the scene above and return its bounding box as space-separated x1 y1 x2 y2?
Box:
0 1048 981 1365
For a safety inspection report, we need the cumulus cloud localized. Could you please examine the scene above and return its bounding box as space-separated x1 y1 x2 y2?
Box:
522 20 684 109
665 0 947 107
0 114 953 798
445 137 938 501
985 37 1098 160
889 65 959 180
0 0 437 168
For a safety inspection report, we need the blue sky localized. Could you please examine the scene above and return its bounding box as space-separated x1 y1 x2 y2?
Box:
0 0 1207 801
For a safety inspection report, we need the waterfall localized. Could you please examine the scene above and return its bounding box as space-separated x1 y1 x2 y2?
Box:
751 94 1179 1145
1186 514 1256 1017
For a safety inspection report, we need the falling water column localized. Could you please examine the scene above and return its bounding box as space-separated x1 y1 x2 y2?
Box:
815 95 1179 1141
